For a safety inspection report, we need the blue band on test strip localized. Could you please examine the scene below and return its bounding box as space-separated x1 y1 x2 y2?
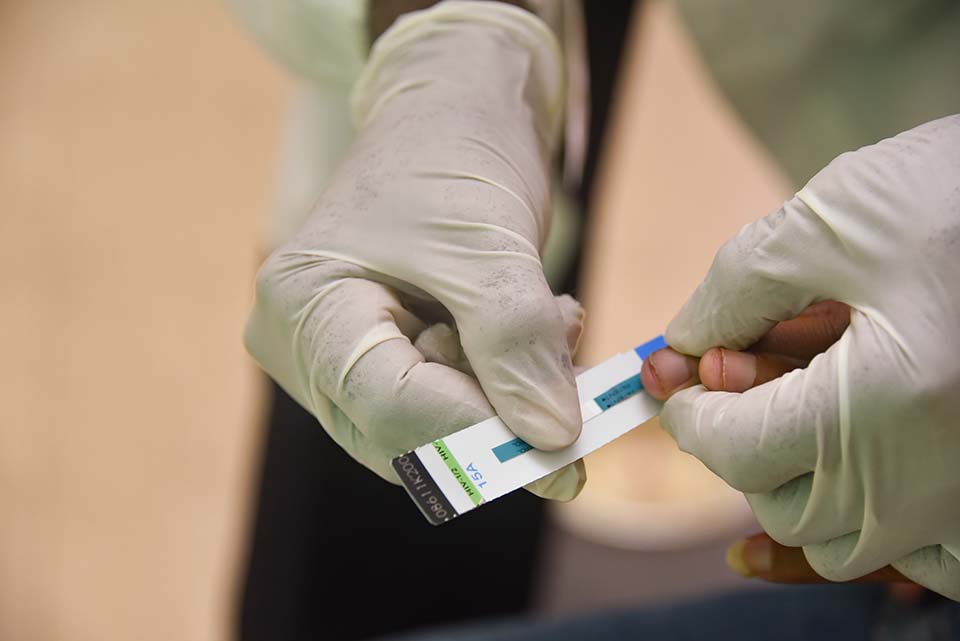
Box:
634 335 667 360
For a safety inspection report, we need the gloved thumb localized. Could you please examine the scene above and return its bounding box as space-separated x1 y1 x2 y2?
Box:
451 264 583 452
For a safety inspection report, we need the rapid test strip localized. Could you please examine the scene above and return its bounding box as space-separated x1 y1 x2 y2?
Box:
391 335 667 525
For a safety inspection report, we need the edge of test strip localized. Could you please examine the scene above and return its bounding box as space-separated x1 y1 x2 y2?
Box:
391 336 667 525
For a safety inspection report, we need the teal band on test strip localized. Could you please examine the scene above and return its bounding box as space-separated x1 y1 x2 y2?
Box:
593 374 643 410
492 438 534 463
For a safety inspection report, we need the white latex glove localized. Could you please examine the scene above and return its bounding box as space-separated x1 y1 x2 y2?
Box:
661 116 960 600
244 2 587 500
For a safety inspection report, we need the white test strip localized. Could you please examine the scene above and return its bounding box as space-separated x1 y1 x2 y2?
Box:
391 336 667 525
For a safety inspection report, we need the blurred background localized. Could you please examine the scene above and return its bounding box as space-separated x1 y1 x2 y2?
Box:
1 1 792 640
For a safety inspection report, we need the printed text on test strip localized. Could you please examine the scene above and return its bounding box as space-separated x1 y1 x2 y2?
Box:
391 336 667 525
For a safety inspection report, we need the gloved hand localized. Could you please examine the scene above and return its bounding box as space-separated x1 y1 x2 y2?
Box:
244 2 586 500
660 115 960 600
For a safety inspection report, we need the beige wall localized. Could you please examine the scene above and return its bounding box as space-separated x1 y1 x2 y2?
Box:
0 2 290 639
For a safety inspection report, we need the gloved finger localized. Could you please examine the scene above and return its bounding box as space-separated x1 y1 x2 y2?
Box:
445 258 582 451
665 199 832 357
660 336 846 494
892 545 960 601
726 532 909 584
414 322 475 376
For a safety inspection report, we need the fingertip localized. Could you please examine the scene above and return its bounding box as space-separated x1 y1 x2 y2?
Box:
572 458 587 495
642 348 700 400
726 533 774 579
725 539 752 577
552 403 584 449
526 460 586 501
513 386 583 451
639 357 663 398
552 459 587 501
699 347 725 390
743 533 775 574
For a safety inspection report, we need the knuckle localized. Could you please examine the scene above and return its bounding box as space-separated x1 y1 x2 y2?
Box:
804 546 857 582
762 522 805 548
252 248 308 312
252 251 284 304
254 246 345 303
717 461 763 493
750 495 805 546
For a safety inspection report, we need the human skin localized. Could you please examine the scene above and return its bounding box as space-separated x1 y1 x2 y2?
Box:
640 300 852 400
